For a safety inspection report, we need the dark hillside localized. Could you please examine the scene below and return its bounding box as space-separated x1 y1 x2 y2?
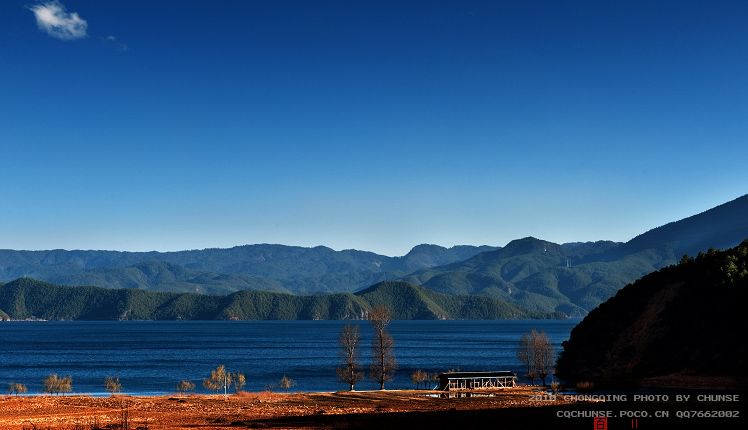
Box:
556 240 748 386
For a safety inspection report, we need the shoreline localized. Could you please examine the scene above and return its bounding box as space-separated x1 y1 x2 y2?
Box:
0 387 564 429
2 386 744 429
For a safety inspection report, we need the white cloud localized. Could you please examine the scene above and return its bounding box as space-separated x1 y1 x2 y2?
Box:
30 1 87 40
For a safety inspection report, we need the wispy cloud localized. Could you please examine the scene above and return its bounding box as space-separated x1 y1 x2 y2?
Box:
29 1 87 40
103 35 128 52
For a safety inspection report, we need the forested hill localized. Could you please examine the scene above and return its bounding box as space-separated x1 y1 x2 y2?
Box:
0 279 549 321
556 240 748 386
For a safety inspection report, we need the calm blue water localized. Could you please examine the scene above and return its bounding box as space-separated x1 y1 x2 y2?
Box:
0 320 578 395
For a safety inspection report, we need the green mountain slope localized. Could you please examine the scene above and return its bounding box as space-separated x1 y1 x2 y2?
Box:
53 261 291 295
556 240 748 386
356 281 542 319
0 278 542 320
403 238 643 316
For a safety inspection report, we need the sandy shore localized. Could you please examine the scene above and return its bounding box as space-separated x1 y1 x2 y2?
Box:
0 387 575 429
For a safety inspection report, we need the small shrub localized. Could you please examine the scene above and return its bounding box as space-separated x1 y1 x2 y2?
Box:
279 375 295 392
105 376 122 395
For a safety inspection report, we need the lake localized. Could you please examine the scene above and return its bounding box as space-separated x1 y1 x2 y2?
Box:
0 320 578 395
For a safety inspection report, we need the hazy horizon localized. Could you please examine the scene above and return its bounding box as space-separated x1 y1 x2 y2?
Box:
1 191 743 257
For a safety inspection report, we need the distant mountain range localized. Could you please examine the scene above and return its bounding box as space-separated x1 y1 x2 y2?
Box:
556 240 748 386
403 195 748 316
0 194 746 318
0 244 497 295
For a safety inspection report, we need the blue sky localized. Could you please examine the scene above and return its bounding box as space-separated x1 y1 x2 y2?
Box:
1 1 746 256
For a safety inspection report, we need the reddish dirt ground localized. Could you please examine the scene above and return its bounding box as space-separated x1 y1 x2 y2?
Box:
0 387 575 429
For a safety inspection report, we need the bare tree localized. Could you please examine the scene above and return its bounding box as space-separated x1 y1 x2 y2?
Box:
44 374 72 395
279 375 295 391
336 324 364 391
8 383 27 396
516 329 554 386
44 374 59 395
517 331 536 385
204 365 245 397
203 365 231 398
369 306 396 390
59 376 72 395
410 369 428 389
104 376 122 395
232 372 246 393
176 380 195 395
533 331 554 386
